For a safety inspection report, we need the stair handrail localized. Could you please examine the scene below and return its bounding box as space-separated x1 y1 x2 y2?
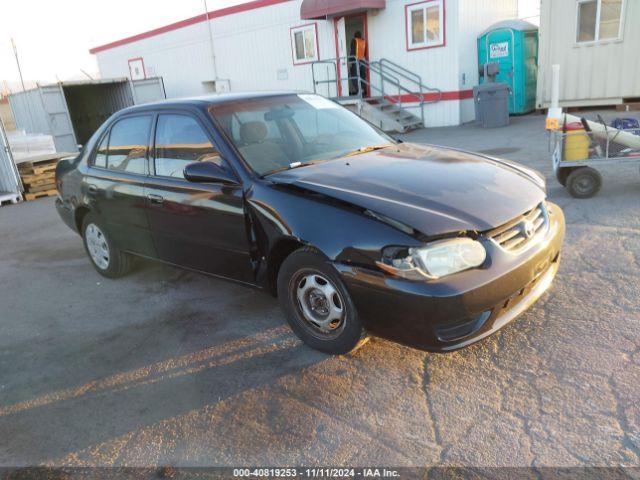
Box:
365 60 425 125
378 58 443 103
356 58 403 98
311 59 339 97
379 58 422 92
310 56 428 128
312 56 404 100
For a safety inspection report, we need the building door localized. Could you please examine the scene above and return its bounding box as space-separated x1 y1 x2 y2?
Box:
130 78 166 105
484 29 516 113
334 13 369 98
38 84 78 152
335 17 349 97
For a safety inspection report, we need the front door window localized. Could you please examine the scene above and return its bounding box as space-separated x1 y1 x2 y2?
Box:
154 114 223 178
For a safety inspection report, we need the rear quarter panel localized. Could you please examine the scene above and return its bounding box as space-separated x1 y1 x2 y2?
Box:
55 155 85 232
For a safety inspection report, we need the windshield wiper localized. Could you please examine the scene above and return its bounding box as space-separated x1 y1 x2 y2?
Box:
263 144 393 177
344 144 393 157
262 160 323 177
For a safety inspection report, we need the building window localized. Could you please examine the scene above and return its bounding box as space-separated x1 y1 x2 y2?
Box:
406 0 445 50
291 24 319 65
577 0 624 43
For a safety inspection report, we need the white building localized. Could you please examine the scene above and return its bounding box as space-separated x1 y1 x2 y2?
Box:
536 0 639 108
91 0 519 128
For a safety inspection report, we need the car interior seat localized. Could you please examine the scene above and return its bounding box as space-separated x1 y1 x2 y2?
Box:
238 121 288 174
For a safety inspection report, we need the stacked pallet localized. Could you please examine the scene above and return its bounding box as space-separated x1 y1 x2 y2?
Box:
18 158 59 201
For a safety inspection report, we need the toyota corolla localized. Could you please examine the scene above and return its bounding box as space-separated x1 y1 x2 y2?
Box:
55 92 565 354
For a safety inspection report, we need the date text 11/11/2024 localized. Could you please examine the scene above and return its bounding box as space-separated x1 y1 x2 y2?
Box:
232 468 400 477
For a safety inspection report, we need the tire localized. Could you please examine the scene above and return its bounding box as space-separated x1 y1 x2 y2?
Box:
566 166 602 199
82 213 131 278
555 167 574 187
277 247 368 355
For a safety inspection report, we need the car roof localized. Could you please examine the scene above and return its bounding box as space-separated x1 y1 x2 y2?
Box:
117 90 304 115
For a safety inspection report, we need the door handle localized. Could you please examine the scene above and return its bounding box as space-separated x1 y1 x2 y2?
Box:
147 193 164 205
87 184 98 195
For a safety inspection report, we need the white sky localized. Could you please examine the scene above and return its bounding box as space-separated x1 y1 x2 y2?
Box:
0 0 540 92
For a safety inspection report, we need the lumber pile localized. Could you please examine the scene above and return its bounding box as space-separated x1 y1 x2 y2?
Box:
18 158 58 201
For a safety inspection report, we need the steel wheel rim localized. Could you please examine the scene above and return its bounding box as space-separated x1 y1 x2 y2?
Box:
575 174 595 195
292 270 346 339
85 223 110 270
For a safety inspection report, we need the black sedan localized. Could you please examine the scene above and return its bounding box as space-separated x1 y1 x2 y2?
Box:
55 92 565 354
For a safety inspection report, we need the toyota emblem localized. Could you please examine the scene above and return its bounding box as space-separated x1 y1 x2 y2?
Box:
522 220 535 238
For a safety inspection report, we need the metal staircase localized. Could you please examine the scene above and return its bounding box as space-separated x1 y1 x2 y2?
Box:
311 56 442 132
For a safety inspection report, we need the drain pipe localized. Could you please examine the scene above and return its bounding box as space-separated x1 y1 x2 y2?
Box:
203 0 218 84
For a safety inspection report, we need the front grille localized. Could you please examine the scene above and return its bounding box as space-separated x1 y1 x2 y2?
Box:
486 202 548 252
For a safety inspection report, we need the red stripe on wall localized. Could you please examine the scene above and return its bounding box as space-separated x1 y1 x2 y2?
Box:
89 0 291 54
386 90 474 103
440 89 474 100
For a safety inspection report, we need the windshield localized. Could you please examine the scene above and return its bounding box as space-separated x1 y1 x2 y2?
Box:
209 94 394 176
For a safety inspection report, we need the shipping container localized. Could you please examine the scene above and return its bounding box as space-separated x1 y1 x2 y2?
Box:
0 119 22 202
0 98 16 131
8 78 166 152
537 0 639 108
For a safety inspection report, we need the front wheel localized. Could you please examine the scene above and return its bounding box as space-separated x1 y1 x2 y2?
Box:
277 248 368 355
82 214 131 278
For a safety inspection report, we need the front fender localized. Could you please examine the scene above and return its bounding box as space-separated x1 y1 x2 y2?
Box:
246 182 423 270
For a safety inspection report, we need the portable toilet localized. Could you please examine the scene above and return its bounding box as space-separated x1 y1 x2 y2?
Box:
477 19 538 115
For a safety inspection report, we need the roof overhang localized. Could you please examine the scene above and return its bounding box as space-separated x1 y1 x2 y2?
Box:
300 0 386 20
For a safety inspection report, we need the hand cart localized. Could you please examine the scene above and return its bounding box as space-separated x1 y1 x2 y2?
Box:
552 117 640 198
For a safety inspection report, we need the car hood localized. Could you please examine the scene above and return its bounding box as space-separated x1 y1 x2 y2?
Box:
267 143 546 237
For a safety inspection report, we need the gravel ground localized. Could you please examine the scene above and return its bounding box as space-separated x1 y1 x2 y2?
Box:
0 112 638 469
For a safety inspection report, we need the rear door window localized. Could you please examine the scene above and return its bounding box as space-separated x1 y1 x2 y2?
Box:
106 116 152 175
154 114 222 178
93 132 109 168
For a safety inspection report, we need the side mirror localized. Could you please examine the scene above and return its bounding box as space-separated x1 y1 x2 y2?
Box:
183 161 239 185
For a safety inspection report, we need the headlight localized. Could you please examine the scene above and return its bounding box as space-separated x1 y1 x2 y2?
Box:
377 238 487 280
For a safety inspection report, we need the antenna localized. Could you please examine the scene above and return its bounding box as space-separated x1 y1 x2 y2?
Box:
10 38 26 92
80 69 94 80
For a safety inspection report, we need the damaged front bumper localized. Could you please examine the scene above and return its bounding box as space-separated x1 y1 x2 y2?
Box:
335 202 565 352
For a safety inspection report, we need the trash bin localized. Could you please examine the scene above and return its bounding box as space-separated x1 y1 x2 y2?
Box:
473 83 510 128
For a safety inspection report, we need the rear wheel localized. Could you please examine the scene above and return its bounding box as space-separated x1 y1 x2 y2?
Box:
82 214 131 278
566 166 602 199
277 248 368 355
